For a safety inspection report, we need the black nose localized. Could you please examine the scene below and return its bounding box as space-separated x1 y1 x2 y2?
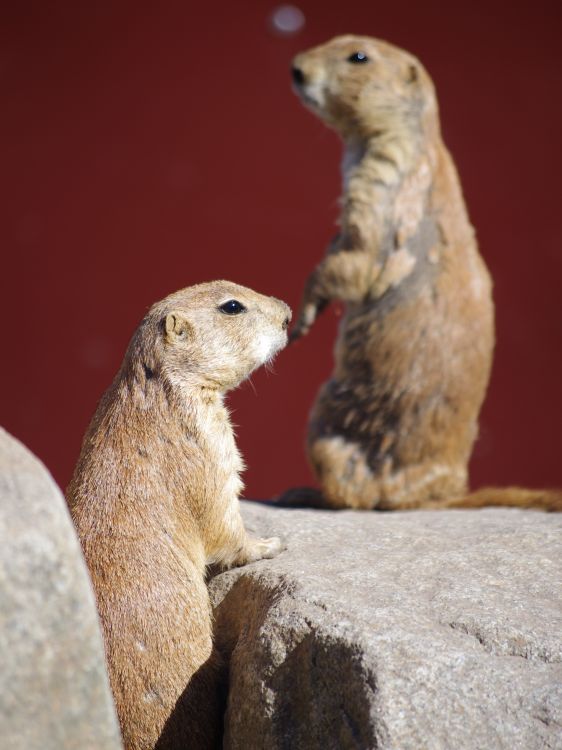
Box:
282 316 290 331
291 67 305 86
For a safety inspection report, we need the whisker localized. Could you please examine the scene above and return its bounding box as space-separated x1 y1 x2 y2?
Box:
246 374 257 396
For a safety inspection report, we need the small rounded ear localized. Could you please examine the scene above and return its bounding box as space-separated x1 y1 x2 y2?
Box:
164 312 192 341
406 64 419 84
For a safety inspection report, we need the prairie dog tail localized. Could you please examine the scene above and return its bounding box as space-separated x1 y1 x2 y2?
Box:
428 487 562 512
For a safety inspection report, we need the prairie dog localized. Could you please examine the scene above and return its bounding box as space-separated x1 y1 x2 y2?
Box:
67 281 291 750
286 35 560 511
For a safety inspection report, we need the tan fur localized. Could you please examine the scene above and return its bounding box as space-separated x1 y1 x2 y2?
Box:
67 281 291 750
285 35 561 512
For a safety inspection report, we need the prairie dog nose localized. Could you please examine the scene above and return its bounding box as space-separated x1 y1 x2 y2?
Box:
278 302 292 331
291 67 305 86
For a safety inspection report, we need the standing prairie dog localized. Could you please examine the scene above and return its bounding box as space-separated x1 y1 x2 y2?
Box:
286 35 561 511
67 281 291 750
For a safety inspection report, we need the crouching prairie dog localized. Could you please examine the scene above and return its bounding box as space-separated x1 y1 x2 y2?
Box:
284 35 561 511
67 281 291 750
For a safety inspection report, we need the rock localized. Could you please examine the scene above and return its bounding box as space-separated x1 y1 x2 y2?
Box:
210 501 562 750
0 428 123 750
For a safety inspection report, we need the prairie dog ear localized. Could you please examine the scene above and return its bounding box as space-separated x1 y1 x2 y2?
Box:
164 312 192 341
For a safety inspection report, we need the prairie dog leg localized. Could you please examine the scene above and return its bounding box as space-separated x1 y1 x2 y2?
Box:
309 436 467 510
210 508 284 569
292 251 380 339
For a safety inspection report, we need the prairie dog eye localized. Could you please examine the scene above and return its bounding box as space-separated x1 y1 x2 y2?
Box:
219 299 247 315
347 51 370 64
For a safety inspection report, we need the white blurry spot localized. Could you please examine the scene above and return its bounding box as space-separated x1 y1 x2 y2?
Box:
269 5 305 36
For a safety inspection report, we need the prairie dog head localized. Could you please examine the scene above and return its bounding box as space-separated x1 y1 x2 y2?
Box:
291 35 437 141
130 281 291 392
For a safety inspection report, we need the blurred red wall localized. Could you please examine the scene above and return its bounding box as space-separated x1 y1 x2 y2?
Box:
1 0 561 498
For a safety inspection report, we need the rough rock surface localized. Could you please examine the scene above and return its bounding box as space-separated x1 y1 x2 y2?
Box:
0 428 123 750
211 501 562 750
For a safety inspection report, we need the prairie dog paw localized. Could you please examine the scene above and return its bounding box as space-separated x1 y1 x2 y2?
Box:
260 536 285 558
249 536 285 562
290 296 329 342
301 302 318 327
290 308 315 341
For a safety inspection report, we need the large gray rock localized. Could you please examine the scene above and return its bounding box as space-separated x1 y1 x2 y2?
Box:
0 428 122 750
211 501 562 750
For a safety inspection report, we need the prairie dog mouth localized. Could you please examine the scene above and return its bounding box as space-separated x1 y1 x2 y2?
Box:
300 91 322 110
294 82 325 111
255 330 287 367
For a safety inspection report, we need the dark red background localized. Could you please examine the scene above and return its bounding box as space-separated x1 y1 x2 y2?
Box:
2 1 561 498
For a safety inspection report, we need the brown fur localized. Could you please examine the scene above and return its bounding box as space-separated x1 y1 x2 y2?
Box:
284 35 561 512
67 281 291 750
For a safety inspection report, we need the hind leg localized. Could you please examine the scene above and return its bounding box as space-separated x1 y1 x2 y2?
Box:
308 435 468 510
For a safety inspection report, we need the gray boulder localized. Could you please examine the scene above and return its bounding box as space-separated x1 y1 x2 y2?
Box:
211 501 562 750
0 427 122 750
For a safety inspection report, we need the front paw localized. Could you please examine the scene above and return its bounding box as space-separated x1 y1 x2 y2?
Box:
290 303 318 342
249 536 285 561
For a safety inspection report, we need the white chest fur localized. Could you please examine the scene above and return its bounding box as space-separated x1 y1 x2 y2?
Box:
197 394 244 500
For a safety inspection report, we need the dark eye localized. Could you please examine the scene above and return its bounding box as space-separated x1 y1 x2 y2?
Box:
219 299 247 315
347 51 369 64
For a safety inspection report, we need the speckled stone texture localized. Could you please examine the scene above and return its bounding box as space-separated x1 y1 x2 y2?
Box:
0 428 122 750
211 501 562 750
